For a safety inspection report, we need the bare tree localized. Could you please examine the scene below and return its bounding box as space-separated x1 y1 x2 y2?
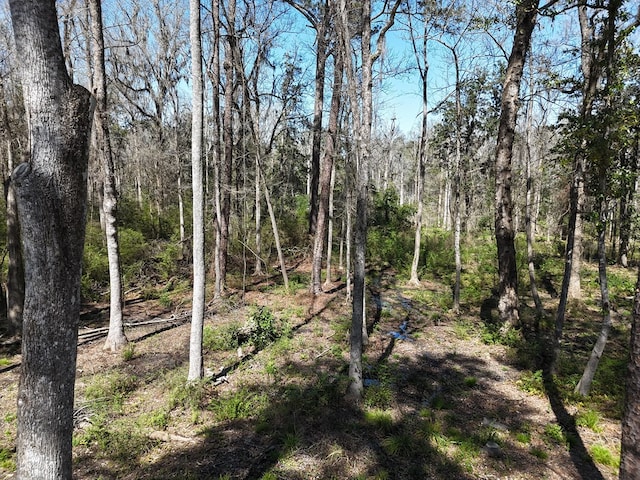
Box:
311 48 343 294
88 0 128 353
9 0 94 476
338 0 401 400
188 0 206 382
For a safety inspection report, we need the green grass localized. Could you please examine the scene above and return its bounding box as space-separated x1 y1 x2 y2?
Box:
83 371 139 410
0 447 15 471
138 409 170 430
516 370 545 396
382 433 414 457
530 446 548 460
576 409 603 433
543 423 566 446
364 409 394 432
590 444 620 468
209 387 268 422
122 343 136 362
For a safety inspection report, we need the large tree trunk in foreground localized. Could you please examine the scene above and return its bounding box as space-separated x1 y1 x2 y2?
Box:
494 0 539 330
9 1 94 477
88 0 127 353
188 0 206 382
621 265 640 478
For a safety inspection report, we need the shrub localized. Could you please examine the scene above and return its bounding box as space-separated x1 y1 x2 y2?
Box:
203 323 243 352
248 307 280 349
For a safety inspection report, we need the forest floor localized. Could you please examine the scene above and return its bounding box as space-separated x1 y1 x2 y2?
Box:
0 260 627 479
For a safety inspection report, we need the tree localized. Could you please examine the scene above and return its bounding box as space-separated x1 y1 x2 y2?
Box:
284 0 331 236
188 0 206 382
311 48 343 295
217 0 236 295
406 0 429 287
9 0 94 477
494 0 540 331
338 0 401 400
88 0 128 353
621 265 640 478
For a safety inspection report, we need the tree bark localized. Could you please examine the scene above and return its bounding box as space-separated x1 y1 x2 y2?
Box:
575 196 611 396
218 0 236 295
4 178 24 336
188 0 206 382
259 158 289 291
524 80 544 320
0 79 23 337
9 1 94 477
308 1 329 236
209 0 223 297
324 163 336 288
409 9 428 287
88 0 128 353
494 0 540 330
621 265 640 478
311 50 343 294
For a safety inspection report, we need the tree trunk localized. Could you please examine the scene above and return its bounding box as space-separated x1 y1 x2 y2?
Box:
524 85 544 320
337 0 365 399
88 0 127 353
574 197 611 396
218 0 236 294
308 1 329 236
259 159 288 291
0 79 22 337
453 51 462 313
311 49 343 294
554 1 609 369
494 0 540 330
5 178 24 336
254 158 263 275
9 1 94 477
409 14 428 286
618 147 636 267
188 0 206 382
324 163 336 288
620 265 640 478
209 0 222 297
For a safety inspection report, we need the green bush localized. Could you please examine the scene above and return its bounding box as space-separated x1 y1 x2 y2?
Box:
248 307 280 349
203 323 243 352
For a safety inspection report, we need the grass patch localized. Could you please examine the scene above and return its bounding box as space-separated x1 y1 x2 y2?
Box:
122 343 136 362
203 322 243 352
576 409 603 433
516 370 545 396
364 409 394 432
543 423 566 446
0 447 15 471
83 371 139 410
590 444 619 468
74 415 157 463
138 409 170 430
210 388 268 422
530 446 548 460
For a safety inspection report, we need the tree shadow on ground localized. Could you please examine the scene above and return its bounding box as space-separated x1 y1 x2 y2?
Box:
75 342 568 480
541 370 606 480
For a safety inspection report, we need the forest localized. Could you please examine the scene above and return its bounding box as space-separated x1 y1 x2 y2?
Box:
1 0 640 478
